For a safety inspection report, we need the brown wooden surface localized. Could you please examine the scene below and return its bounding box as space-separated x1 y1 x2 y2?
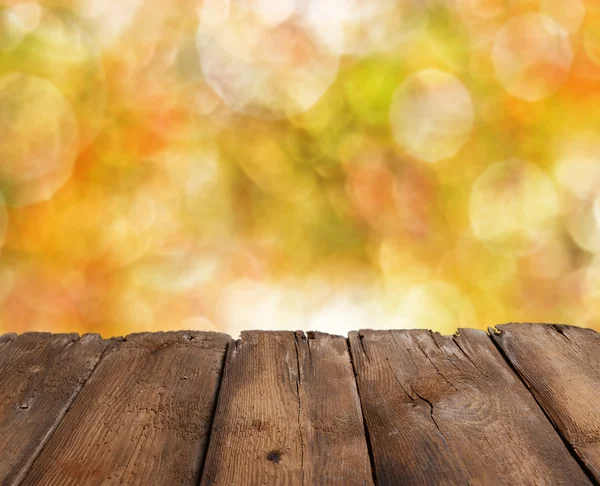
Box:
0 333 111 485
348 328 592 486
0 325 598 485
492 323 600 482
200 331 373 486
21 331 230 486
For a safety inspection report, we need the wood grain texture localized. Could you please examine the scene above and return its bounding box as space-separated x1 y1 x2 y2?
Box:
491 323 600 482
0 333 111 485
200 331 373 486
349 329 591 486
21 331 230 486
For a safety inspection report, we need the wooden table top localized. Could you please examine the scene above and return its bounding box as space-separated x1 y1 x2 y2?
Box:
0 323 598 485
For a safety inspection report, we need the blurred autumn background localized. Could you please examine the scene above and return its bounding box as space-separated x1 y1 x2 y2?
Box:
1 0 600 337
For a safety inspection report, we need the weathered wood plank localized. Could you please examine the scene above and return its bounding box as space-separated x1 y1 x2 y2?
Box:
0 333 111 485
296 332 374 485
491 323 600 482
200 331 373 486
22 331 230 486
349 329 591 485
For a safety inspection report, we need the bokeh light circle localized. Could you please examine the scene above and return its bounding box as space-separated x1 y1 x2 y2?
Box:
540 0 585 35
390 69 474 163
75 0 143 48
0 7 25 52
0 6 107 148
196 3 340 119
492 13 572 101
469 158 559 255
554 135 600 254
303 0 426 56
10 3 41 34
0 3 41 52
0 73 79 207
554 135 600 200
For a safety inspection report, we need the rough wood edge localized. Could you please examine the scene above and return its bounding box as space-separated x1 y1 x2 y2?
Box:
2 324 598 342
490 321 600 336
0 333 18 348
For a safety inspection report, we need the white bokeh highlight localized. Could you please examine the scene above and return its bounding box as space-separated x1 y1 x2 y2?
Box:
196 3 340 118
390 69 474 163
469 158 559 255
0 73 79 207
492 13 572 101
